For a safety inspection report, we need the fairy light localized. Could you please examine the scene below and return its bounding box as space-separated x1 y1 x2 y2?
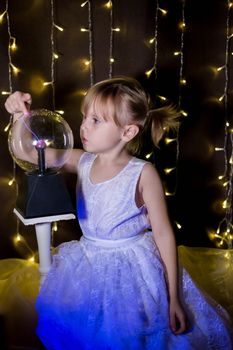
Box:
181 110 188 117
53 24 64 32
28 256 35 263
10 63 20 75
175 222 182 229
8 177 15 186
9 37 17 51
145 0 160 78
164 167 176 175
157 95 167 101
165 137 177 145
211 0 233 249
105 0 112 9
4 122 11 132
43 81 53 86
108 0 121 78
145 152 153 159
55 110 64 115
80 27 90 32
145 67 155 78
1 0 25 256
158 8 167 16
217 65 225 72
81 0 94 85
0 10 6 23
50 0 58 110
81 1 89 7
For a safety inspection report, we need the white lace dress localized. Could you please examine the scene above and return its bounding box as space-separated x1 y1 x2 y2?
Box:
36 152 233 350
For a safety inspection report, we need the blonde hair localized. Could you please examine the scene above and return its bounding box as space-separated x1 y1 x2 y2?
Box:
81 76 180 154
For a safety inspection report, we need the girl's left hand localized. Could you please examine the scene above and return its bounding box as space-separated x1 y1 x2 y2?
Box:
169 300 188 335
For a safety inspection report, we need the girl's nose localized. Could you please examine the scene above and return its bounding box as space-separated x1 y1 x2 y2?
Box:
80 119 88 130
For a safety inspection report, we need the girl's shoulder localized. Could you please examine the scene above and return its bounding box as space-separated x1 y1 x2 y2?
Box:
77 152 96 171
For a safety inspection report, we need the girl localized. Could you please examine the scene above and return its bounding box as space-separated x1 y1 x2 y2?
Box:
5 77 233 350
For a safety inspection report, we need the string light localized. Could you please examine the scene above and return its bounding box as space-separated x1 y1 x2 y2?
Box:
80 0 94 85
108 0 121 78
211 0 233 248
145 0 160 78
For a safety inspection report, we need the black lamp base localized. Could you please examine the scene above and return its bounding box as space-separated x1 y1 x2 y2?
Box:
16 171 76 219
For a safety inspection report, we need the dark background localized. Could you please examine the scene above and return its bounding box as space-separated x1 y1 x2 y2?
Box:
0 0 232 260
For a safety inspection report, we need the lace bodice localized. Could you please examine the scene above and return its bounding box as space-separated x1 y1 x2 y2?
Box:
76 152 150 240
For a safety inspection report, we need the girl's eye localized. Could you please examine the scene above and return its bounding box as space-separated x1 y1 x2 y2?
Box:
93 117 100 124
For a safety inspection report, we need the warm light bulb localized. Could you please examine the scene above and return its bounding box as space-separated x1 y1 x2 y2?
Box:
53 53 59 59
174 51 181 56
175 222 182 229
157 95 167 101
145 67 155 78
54 24 64 32
149 38 155 44
215 147 224 151
105 0 112 9
145 152 153 159
110 58 115 63
222 200 229 209
216 65 225 72
4 122 11 132
165 191 175 196
181 110 188 117
43 81 53 86
10 37 17 51
112 27 120 32
1 91 11 95
80 27 90 32
165 138 176 145
158 8 167 15
28 256 35 263
8 178 15 186
10 63 20 75
55 110 65 115
164 167 175 174
179 22 186 29
0 11 6 23
81 1 89 7
180 79 186 85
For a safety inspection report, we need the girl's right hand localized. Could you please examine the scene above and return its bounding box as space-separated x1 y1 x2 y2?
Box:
4 91 32 118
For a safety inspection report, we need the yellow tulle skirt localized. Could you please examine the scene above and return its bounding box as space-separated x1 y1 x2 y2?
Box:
0 246 232 349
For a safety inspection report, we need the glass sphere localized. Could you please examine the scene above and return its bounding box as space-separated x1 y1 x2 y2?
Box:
8 109 74 173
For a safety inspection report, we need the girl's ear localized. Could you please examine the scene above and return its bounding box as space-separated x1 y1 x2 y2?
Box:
122 124 139 142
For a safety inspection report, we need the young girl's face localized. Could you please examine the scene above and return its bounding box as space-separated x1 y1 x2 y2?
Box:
80 101 124 154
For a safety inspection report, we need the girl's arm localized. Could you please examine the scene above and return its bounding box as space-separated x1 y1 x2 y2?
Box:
140 163 187 334
5 91 84 174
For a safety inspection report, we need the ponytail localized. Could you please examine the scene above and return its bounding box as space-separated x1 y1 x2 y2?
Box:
147 105 180 147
